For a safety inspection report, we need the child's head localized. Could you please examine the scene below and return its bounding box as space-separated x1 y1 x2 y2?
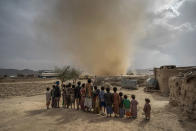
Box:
101 86 105 91
62 84 66 88
113 87 117 92
68 82 72 86
82 83 85 88
88 79 92 83
94 86 97 90
124 95 128 99
46 87 50 91
131 94 135 99
119 92 123 96
72 85 75 88
106 87 110 93
77 81 81 86
145 98 150 103
52 85 55 89
56 81 60 85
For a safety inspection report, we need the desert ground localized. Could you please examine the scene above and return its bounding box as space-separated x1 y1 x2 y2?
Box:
0 78 195 131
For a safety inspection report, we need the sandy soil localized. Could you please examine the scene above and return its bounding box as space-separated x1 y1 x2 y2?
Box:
0 79 57 98
0 80 196 131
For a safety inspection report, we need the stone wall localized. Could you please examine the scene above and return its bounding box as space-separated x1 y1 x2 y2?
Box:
169 72 196 119
169 76 183 106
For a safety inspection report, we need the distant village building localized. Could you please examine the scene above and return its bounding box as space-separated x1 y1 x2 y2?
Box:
154 65 196 119
39 70 59 78
154 65 196 96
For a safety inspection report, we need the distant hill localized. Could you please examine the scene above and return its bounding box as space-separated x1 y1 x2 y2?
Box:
0 69 38 76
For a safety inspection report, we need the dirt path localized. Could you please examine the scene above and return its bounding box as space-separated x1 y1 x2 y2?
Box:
0 88 195 131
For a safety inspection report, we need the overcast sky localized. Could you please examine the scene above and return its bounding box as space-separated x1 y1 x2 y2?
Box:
0 0 196 70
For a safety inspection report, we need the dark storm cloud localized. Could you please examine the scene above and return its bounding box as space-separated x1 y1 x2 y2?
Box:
0 0 67 70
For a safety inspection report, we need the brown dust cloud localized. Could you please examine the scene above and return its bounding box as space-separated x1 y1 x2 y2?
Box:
36 0 148 75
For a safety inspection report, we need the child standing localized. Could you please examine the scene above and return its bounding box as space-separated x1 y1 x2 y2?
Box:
92 86 98 112
119 92 124 118
62 84 66 108
80 83 86 111
130 94 138 119
84 79 93 112
75 81 81 110
65 84 71 108
70 85 75 109
113 87 119 117
51 85 56 108
104 87 113 117
123 95 131 118
46 87 51 109
94 89 100 114
99 86 105 115
54 82 61 108
143 98 151 120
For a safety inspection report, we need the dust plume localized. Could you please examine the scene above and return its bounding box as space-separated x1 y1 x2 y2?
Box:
36 0 148 75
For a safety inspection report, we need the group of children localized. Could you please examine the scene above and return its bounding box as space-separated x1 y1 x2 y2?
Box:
46 81 61 109
46 79 151 120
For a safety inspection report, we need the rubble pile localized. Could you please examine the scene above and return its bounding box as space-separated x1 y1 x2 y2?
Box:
94 76 121 87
